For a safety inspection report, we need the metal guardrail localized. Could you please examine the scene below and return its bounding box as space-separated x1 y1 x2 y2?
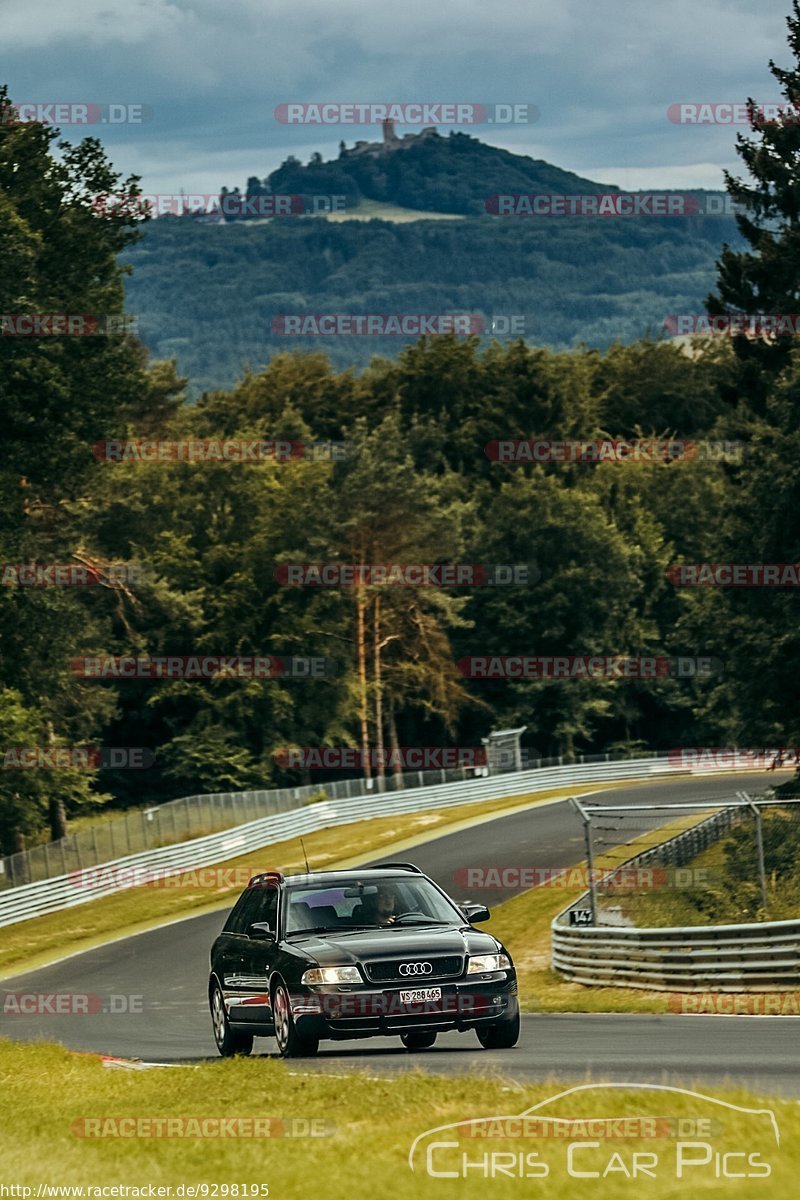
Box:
553 915 800 992
0 755 680 929
552 802 800 991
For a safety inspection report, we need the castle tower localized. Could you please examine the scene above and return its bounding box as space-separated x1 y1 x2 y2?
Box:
382 118 398 144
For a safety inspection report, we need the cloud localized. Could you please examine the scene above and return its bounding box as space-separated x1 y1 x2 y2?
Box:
2 0 187 49
1 0 794 194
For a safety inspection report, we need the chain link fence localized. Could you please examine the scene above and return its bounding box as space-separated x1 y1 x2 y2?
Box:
566 791 800 928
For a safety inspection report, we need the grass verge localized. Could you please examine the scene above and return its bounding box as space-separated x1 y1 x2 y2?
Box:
0 1039 796 1198
325 198 464 222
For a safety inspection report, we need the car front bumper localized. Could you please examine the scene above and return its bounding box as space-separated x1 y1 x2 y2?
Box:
290 974 518 1038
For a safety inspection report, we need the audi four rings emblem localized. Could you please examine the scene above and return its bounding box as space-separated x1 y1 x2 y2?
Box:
398 961 433 976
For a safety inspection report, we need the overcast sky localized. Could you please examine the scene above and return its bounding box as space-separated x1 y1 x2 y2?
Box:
1 0 795 197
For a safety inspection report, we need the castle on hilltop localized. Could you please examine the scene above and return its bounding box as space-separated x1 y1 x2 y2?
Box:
342 120 439 158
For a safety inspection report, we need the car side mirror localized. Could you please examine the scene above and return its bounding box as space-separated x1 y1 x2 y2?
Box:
248 922 276 941
461 903 491 923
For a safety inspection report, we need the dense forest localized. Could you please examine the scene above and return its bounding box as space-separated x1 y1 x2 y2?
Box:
126 203 742 394
2 35 800 857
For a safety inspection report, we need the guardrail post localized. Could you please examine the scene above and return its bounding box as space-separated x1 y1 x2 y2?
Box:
570 796 597 924
739 791 769 913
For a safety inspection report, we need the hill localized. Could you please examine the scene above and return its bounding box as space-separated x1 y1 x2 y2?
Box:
123 133 743 394
259 128 615 216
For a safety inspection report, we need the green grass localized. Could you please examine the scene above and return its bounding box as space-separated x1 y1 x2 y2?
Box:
0 1039 796 1198
622 809 800 928
325 198 464 222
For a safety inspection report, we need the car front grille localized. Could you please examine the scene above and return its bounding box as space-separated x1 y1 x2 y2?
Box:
364 955 464 982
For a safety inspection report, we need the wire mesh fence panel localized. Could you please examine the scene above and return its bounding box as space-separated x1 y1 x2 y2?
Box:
566 793 800 929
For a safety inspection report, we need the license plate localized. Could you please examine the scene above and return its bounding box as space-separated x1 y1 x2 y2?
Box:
399 987 442 1004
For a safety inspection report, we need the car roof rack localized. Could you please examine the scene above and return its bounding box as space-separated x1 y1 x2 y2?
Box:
248 871 285 887
378 862 422 873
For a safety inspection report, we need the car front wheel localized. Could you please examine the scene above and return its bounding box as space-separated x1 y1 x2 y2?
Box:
210 982 253 1057
272 982 320 1058
476 1009 520 1050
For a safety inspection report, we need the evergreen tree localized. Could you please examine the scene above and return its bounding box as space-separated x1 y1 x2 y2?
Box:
708 1 800 382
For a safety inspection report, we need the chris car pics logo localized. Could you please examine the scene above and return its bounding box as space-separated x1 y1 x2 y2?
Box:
409 1083 779 1182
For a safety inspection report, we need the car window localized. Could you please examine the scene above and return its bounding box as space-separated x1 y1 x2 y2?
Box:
285 878 461 931
225 886 278 934
252 886 278 932
223 891 253 934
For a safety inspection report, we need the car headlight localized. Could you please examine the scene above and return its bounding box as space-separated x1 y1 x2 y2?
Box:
301 966 362 985
467 953 511 974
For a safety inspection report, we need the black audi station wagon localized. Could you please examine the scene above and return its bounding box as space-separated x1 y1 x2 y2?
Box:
208 863 520 1057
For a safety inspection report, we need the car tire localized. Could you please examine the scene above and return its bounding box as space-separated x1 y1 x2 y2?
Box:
210 982 254 1057
476 1009 520 1050
272 981 320 1058
401 1030 437 1050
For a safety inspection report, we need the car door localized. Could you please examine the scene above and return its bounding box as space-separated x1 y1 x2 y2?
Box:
235 884 280 1025
218 888 264 1014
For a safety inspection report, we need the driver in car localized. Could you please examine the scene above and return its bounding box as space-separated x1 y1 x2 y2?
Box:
370 884 399 925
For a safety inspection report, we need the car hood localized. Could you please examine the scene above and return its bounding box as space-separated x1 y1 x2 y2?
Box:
287 924 501 965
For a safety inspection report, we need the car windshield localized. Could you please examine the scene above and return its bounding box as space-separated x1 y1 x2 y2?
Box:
284 877 461 933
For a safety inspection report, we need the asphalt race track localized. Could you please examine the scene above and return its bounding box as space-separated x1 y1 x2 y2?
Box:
3 772 797 1094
